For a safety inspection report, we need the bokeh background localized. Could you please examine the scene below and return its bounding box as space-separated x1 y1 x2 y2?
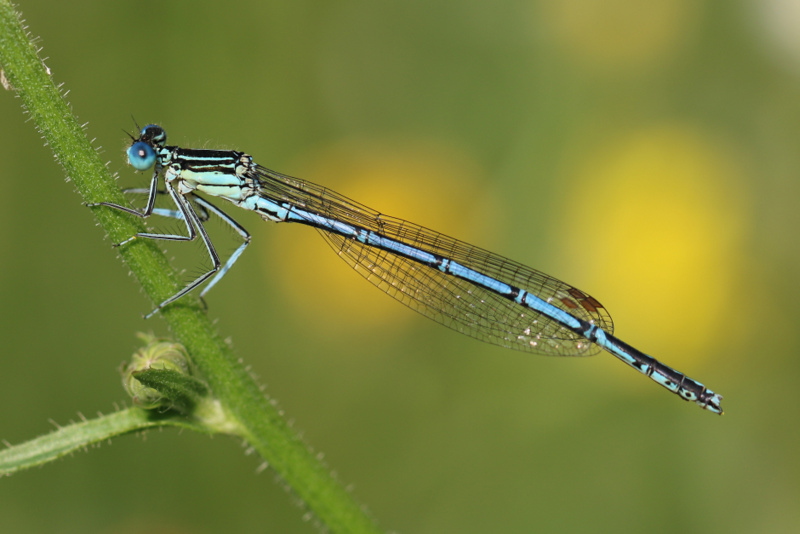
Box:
1 1 798 532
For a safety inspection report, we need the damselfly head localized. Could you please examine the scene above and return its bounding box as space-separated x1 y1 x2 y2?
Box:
138 124 167 147
126 125 166 170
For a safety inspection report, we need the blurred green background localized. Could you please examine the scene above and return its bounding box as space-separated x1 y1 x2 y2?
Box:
1 1 798 532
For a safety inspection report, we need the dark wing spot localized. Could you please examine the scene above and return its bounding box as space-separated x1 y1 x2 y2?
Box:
568 288 604 313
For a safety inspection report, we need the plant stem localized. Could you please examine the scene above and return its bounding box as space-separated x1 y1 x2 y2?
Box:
0 3 380 532
0 407 207 476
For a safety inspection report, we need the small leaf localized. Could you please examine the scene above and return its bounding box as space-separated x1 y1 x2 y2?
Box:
131 368 209 413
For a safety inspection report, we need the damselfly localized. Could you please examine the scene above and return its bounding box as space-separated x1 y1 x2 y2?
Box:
91 124 724 414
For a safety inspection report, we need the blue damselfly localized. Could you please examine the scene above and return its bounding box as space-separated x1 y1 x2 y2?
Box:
90 124 724 414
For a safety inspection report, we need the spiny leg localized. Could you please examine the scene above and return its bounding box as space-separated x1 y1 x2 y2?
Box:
119 188 211 221
87 166 160 221
141 186 222 318
189 196 251 298
91 179 221 316
118 189 251 300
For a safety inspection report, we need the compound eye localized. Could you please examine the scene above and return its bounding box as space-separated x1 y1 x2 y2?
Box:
127 141 156 170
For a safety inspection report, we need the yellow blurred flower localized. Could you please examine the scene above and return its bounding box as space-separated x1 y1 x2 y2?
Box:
558 125 750 370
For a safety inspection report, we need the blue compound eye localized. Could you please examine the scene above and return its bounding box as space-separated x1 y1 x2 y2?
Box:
127 141 156 170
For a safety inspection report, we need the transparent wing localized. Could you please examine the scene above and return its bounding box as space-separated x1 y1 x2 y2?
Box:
255 166 613 356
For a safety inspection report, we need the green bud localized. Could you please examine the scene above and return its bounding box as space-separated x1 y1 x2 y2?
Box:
122 333 193 409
